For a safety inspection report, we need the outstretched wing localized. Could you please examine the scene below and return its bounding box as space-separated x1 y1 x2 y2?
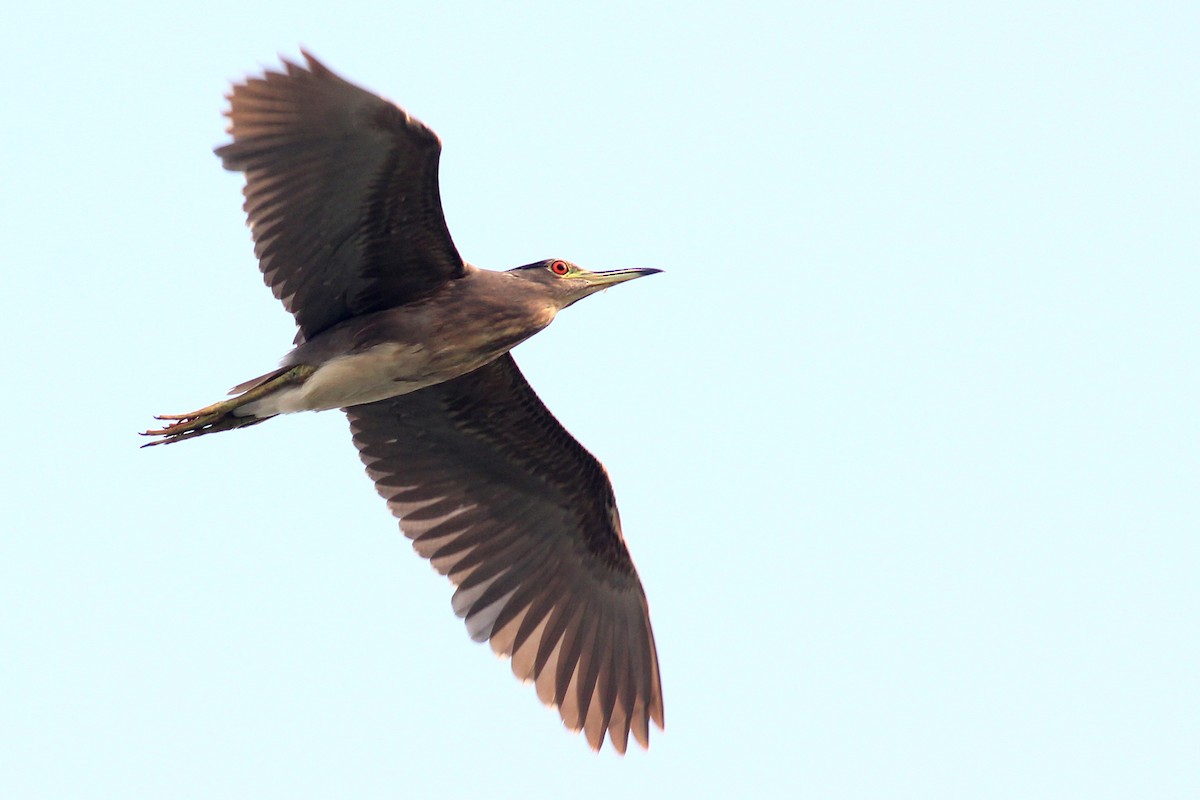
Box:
217 51 465 341
346 355 664 753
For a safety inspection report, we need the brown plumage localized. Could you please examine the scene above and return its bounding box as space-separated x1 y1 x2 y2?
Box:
349 354 663 750
144 51 663 752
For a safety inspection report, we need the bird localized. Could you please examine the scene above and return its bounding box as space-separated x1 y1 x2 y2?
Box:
142 51 664 753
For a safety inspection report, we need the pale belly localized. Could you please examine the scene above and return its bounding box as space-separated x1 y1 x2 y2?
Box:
238 342 488 417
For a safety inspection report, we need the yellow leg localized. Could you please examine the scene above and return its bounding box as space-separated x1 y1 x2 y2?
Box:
141 364 316 446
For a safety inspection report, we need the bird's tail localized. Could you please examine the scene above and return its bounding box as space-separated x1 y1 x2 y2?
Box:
141 364 315 447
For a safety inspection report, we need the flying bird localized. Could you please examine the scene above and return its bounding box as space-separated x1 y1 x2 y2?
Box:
143 51 663 753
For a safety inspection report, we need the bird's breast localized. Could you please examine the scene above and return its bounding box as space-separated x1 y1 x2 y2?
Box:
239 292 557 418
238 342 436 416
241 314 551 417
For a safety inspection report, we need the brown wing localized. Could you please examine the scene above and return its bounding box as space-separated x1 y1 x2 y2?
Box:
216 51 464 342
346 354 664 753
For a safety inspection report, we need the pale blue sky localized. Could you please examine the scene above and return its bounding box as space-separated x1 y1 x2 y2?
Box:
2 2 1197 797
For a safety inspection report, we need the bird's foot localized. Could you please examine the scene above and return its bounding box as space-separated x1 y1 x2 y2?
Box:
140 398 268 446
141 364 315 447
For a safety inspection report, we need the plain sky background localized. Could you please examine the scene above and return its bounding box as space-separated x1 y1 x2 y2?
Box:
2 2 1196 797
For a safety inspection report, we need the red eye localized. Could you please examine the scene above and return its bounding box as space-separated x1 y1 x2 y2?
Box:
550 260 569 276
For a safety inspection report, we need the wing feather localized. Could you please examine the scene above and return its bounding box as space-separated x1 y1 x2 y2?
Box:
217 51 464 341
346 354 663 751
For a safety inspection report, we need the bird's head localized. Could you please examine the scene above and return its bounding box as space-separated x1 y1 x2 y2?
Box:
511 259 662 311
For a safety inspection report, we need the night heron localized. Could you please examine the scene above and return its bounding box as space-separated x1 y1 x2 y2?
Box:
143 52 663 753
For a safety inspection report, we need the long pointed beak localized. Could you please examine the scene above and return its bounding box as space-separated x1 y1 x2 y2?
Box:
583 267 663 290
